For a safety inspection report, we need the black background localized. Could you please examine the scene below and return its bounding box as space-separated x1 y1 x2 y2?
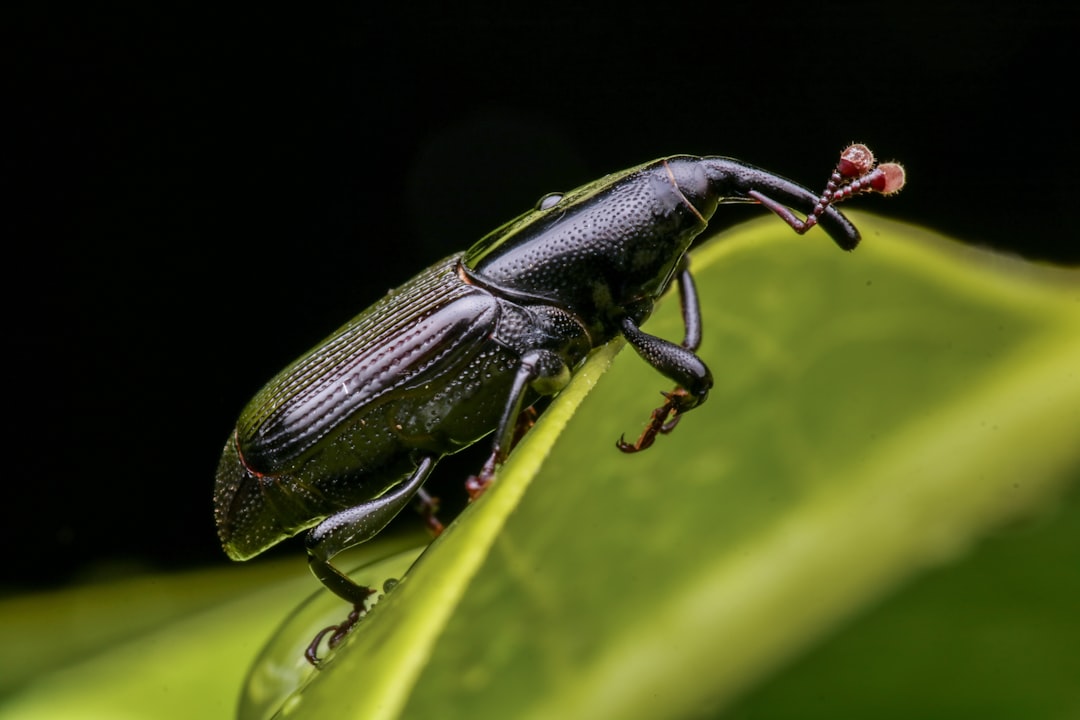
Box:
5 3 1076 592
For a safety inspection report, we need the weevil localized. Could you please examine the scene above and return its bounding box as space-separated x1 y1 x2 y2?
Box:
214 144 904 661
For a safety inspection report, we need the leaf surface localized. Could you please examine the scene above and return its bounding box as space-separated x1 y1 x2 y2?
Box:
289 214 1080 718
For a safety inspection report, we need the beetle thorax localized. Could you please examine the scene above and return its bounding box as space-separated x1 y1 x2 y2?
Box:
465 162 708 339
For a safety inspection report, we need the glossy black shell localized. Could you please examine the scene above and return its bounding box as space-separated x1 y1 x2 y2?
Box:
214 154 862 561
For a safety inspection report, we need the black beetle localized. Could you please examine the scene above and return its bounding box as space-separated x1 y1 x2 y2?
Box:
214 145 904 660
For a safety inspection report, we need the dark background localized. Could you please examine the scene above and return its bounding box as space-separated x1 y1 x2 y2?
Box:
5 3 1076 592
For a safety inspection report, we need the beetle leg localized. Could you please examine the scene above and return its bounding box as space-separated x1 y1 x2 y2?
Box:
306 454 438 604
618 271 713 453
413 487 445 536
465 404 541 499
465 451 500 500
674 261 702 352
511 405 541 445
466 349 571 499
303 455 438 664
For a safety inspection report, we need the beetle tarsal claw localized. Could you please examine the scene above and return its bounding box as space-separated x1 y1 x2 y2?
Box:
616 386 695 453
414 488 446 536
464 473 491 500
306 602 367 666
465 449 500 501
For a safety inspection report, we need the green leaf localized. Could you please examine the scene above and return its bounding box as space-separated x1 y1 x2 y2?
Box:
0 536 430 719
281 213 1080 718
3 214 1077 719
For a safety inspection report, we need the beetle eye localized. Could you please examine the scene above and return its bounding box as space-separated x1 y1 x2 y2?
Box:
535 192 563 210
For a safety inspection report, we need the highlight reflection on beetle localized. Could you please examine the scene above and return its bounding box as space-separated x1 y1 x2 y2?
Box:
214 145 904 661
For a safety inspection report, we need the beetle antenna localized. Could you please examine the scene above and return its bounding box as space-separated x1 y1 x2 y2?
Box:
749 144 905 239
826 144 906 200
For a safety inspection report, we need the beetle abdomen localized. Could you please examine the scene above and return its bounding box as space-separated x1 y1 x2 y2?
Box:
214 256 531 560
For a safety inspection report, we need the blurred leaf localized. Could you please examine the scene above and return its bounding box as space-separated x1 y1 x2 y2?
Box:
726 481 1080 719
0 559 311 719
3 215 1077 719
0 536 424 719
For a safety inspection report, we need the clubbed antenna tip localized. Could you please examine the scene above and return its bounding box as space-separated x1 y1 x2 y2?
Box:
747 143 907 245
873 162 906 195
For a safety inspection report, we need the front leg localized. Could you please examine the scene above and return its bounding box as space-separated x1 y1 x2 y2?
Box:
618 268 713 452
